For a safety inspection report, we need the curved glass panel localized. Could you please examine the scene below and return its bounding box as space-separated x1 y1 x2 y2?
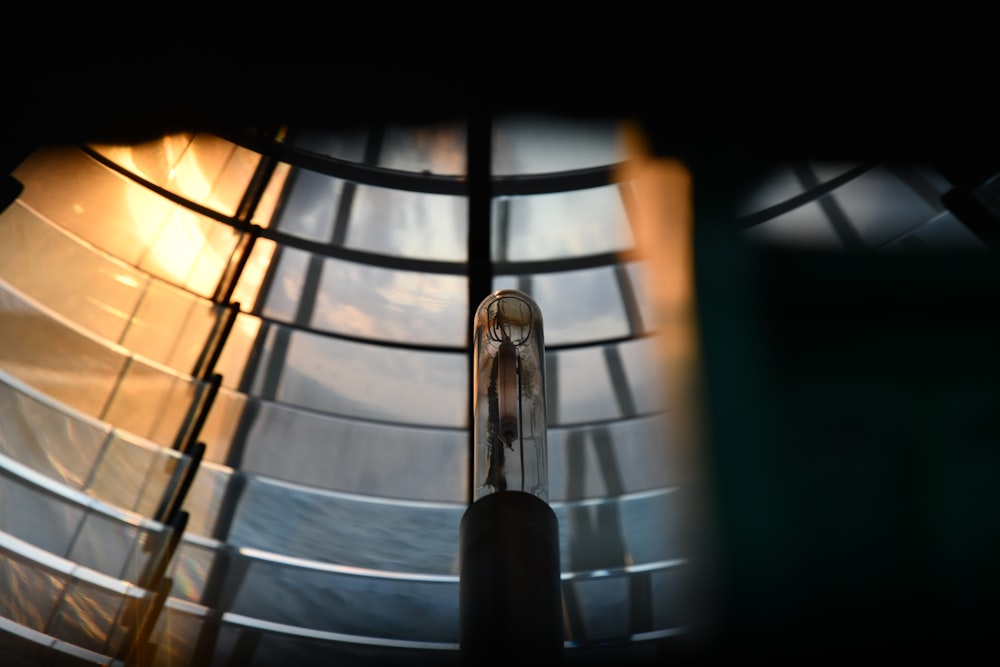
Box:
200 622 681 667
194 386 246 465
0 615 125 667
0 531 154 657
742 200 847 248
115 277 222 373
44 577 133 656
491 114 627 175
0 453 172 583
495 185 633 262
228 553 458 642
0 279 128 417
739 162 956 251
735 163 807 219
311 257 467 347
250 161 293 230
623 261 662 333
236 399 467 501
208 311 262 393
229 237 279 310
201 314 469 468
345 184 467 262
548 345 624 426
882 210 988 251
236 324 466 427
87 430 189 518
830 164 945 248
0 278 211 447
167 534 220 603
146 598 211 667
0 200 223 372
0 538 64 632
0 199 151 344
271 167 345 243
380 122 468 176
178 461 233 538
0 369 109 489
562 563 686 643
88 133 262 217
494 268 631 346
250 250 467 347
290 127 369 162
97 351 207 447
288 121 468 176
166 546 684 648
548 416 680 500
256 245 309 320
12 146 244 297
227 476 463 571
616 336 671 415
177 472 680 577
0 369 190 516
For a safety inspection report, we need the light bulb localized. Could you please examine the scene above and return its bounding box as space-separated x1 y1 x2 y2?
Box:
472 289 547 502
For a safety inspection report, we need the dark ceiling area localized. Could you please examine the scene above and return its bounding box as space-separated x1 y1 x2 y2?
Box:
3 20 998 165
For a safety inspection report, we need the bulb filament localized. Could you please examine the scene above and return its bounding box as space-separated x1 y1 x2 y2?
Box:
486 304 522 492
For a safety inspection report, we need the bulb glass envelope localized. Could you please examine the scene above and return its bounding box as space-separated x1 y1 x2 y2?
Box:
472 289 547 502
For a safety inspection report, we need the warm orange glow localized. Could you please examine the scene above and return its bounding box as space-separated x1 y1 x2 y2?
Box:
92 133 255 216
616 121 717 635
251 161 291 229
87 135 258 298
108 146 219 295
138 207 227 295
88 136 285 395
616 122 702 438
229 237 276 310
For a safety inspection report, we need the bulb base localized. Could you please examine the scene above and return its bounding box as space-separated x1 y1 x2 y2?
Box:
459 491 563 665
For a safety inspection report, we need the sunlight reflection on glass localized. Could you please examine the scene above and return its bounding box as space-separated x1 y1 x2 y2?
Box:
86 138 244 299
90 133 261 217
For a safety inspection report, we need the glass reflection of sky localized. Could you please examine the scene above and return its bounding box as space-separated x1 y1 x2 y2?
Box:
261 246 310 321
528 266 631 346
312 259 466 346
738 160 964 252
347 185 467 262
499 185 634 262
832 165 940 248
274 169 345 242
239 400 467 502
492 114 627 175
278 331 466 427
380 123 467 176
